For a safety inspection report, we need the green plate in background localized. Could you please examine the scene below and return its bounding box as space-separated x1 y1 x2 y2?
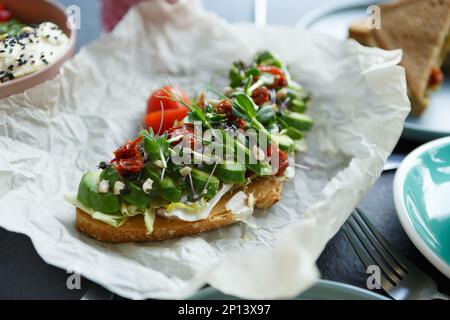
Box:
394 137 450 279
189 280 388 300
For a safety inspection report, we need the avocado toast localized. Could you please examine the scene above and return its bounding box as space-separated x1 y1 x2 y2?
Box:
66 51 313 243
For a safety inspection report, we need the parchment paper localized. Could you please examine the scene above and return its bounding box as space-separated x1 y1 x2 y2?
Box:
0 0 410 299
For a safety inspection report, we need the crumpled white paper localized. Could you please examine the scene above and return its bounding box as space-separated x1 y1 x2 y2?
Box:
0 0 410 299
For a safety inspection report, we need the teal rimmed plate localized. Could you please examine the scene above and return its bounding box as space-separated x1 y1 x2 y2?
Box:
188 280 388 300
394 137 450 278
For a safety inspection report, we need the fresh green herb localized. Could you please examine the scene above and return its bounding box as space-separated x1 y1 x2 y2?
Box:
141 129 169 166
0 19 26 37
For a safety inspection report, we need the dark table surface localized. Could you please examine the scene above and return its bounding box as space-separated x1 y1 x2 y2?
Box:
1 0 449 300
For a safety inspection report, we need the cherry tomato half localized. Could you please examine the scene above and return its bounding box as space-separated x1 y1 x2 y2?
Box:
0 9 12 22
144 108 189 134
146 85 190 114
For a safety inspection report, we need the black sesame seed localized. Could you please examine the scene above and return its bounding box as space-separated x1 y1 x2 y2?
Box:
97 161 108 169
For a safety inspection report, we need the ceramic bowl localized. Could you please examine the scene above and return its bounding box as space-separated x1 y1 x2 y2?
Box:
0 0 76 99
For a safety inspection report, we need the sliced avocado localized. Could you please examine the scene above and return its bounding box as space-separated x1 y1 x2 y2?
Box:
77 171 120 214
281 112 314 131
159 177 182 202
143 166 182 202
99 166 122 185
190 168 219 199
256 105 276 124
216 162 246 184
283 127 304 140
120 181 150 209
275 134 295 152
290 99 308 113
143 165 161 181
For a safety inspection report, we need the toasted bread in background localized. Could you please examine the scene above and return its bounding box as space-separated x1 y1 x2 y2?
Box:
348 0 450 116
76 176 283 243
348 20 377 46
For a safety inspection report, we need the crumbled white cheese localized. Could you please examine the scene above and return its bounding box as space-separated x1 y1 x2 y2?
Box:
154 160 165 168
252 145 266 161
113 181 125 195
225 191 255 221
179 166 192 177
98 180 110 193
142 178 154 194
284 166 296 181
167 135 183 143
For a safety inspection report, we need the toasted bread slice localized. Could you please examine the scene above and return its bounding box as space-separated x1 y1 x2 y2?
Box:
76 176 283 243
348 20 377 46
372 0 450 116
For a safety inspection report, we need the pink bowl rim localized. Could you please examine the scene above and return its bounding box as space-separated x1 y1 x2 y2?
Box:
0 0 77 95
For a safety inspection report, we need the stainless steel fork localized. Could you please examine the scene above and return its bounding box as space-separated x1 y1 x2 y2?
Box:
343 208 450 300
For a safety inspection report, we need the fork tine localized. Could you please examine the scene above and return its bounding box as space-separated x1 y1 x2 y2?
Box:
342 223 376 268
344 218 399 287
354 208 408 273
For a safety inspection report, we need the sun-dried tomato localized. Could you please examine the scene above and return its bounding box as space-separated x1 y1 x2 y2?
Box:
267 143 289 176
111 136 144 175
257 66 288 88
216 99 246 129
251 86 270 106
429 67 444 87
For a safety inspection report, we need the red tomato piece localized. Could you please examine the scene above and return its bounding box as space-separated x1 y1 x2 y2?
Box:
144 108 189 134
146 86 190 114
0 9 12 22
267 144 289 176
251 86 270 106
111 136 144 175
168 123 196 147
429 67 444 87
257 66 287 88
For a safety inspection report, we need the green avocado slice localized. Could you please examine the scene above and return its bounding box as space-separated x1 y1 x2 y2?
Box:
77 171 120 214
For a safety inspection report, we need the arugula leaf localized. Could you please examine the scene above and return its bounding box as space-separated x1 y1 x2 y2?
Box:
234 92 257 118
177 99 211 128
229 61 246 88
255 51 283 68
142 129 169 165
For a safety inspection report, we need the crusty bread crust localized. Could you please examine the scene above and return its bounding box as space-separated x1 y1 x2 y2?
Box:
76 176 283 243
